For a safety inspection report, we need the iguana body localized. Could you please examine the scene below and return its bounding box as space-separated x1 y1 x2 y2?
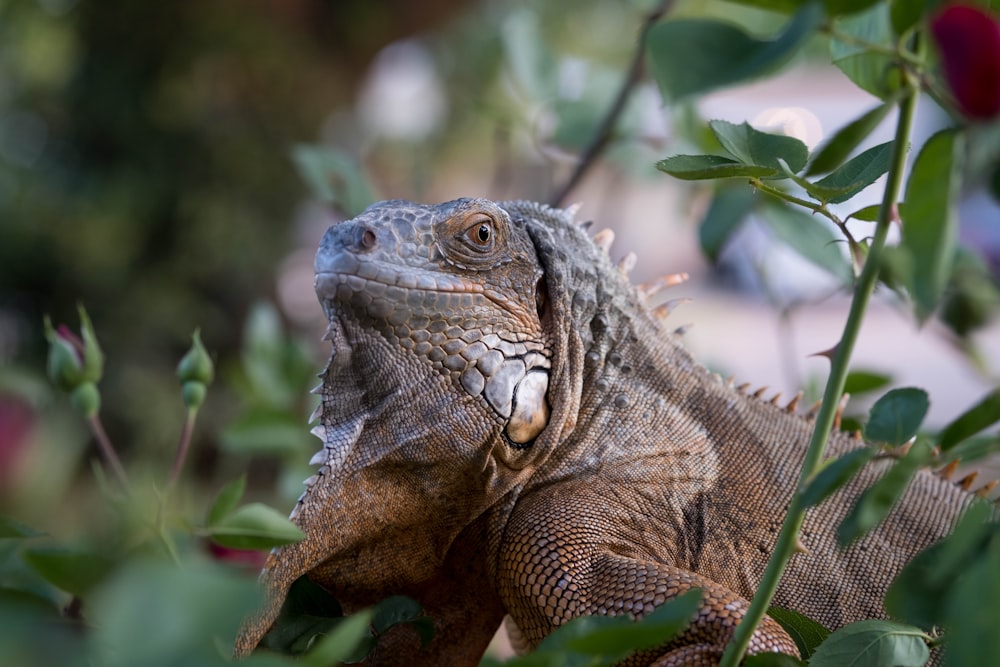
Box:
235 198 979 664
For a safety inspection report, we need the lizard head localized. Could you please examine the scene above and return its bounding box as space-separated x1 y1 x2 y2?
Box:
314 197 552 456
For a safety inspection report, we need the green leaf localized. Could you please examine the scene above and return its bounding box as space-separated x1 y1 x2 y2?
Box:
942 435 1000 465
843 370 891 396
837 439 933 546
207 475 247 527
291 145 375 217
711 120 809 174
829 4 899 99
809 619 929 667
812 141 892 203
22 547 115 597
561 590 699 656
301 609 374 667
761 205 854 283
711 0 880 14
801 447 877 508
646 4 822 100
0 517 44 539
371 595 423 635
864 387 929 445
846 204 881 222
938 388 1000 451
943 532 1000 667
886 502 994 629
767 607 831 659
940 248 1000 338
261 576 344 655
776 159 859 202
744 653 807 667
209 503 305 550
698 187 756 262
900 130 964 322
656 154 777 180
806 103 893 175
91 559 265 667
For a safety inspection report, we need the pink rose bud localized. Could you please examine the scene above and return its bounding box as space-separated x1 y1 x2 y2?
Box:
931 4 1000 120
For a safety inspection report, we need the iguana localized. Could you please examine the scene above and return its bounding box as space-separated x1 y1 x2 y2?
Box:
234 197 986 665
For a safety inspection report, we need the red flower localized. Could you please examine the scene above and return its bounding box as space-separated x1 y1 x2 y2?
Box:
931 4 1000 120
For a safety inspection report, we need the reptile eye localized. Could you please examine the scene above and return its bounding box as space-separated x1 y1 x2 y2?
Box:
465 214 494 247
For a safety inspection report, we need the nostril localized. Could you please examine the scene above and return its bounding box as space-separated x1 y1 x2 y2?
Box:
359 227 377 250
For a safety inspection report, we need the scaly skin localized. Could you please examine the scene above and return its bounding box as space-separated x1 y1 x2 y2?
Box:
234 198 979 664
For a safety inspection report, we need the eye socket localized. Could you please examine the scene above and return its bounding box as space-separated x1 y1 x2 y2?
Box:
464 214 494 247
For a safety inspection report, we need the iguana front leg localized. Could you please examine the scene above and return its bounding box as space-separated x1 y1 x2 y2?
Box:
499 491 798 663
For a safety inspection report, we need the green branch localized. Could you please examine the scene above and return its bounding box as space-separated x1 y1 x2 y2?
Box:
719 62 921 667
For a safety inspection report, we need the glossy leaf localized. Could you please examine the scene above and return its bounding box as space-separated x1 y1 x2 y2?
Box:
767 607 831 659
646 5 822 100
847 204 881 222
261 576 344 655
699 187 756 262
809 619 929 667
812 141 892 203
806 103 892 176
801 447 877 508
900 130 963 322
761 206 854 283
943 532 1000 666
744 653 807 667
843 370 891 396
206 475 247 527
208 503 305 550
22 547 115 597
864 387 928 445
777 159 858 202
886 501 994 629
830 4 898 99
938 388 1000 451
299 609 374 667
656 154 777 180
710 120 809 174
837 439 933 546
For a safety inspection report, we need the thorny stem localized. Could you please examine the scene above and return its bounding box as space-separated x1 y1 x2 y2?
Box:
549 0 674 207
719 52 921 667
87 414 131 494
168 407 198 488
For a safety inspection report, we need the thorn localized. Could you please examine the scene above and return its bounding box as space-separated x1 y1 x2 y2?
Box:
810 344 838 361
851 429 863 441
976 480 998 498
309 382 324 396
806 400 822 419
958 471 979 491
617 252 637 276
310 424 327 441
769 392 782 406
753 386 768 399
726 376 736 388
652 297 692 320
309 449 326 466
579 219 594 230
308 403 322 423
564 202 582 220
737 382 751 394
321 323 337 342
673 324 691 336
785 391 803 413
637 272 690 300
593 228 615 253
833 394 850 430
938 460 959 481
794 537 810 555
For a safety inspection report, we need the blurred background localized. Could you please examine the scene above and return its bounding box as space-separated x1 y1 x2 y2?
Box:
1 0 998 532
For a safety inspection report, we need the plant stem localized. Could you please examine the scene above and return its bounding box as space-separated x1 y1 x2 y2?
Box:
168 407 197 488
549 0 674 207
87 414 131 494
719 75 920 666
